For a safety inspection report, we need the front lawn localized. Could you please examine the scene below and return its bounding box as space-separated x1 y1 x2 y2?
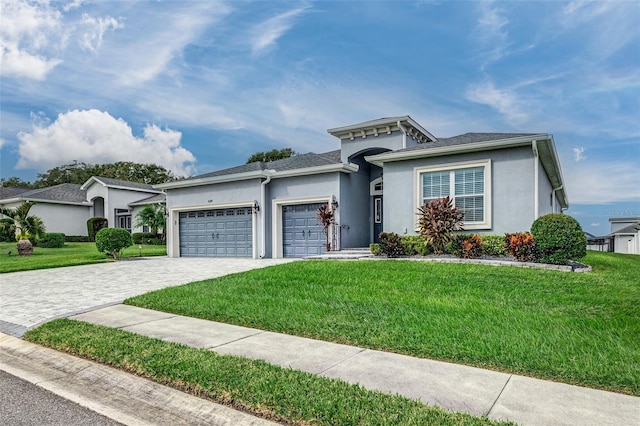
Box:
0 241 166 273
124 251 639 396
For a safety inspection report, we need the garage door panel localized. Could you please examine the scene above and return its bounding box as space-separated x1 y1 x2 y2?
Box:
179 209 252 257
283 203 326 258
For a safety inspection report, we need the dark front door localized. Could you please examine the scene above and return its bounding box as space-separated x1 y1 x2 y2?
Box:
373 196 383 243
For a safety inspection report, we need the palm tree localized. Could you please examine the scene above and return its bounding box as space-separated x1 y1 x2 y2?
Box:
134 204 166 239
0 201 46 256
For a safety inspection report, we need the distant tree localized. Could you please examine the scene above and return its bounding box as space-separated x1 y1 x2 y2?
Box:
246 148 297 164
0 177 34 188
134 204 166 239
34 161 179 187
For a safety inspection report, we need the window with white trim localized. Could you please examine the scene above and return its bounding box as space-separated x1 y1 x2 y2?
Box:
416 160 491 229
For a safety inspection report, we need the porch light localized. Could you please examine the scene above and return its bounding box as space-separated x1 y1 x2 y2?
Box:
331 197 339 210
252 200 260 213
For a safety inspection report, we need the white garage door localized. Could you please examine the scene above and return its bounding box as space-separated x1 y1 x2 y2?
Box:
179 208 252 257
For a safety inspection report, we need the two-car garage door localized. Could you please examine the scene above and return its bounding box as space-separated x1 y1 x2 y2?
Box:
179 208 252 257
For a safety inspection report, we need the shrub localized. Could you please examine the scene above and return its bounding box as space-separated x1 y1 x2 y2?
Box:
87 217 108 242
505 232 538 262
417 196 464 255
531 213 587 265
450 234 483 259
369 243 381 256
38 232 66 248
481 235 508 257
95 228 133 260
0 218 14 242
378 232 406 258
399 235 431 256
132 232 157 244
65 235 90 242
145 237 164 246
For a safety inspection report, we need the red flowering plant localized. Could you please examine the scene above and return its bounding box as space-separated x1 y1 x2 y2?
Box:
505 232 538 262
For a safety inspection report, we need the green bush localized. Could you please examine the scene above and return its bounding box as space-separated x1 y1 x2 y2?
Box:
38 232 66 248
378 232 406 258
481 235 508 256
65 235 90 242
87 217 108 242
95 228 133 259
369 243 381 256
132 232 157 244
531 214 587 265
0 217 14 242
399 235 431 256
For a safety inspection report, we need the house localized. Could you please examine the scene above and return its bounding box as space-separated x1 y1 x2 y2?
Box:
608 217 640 255
0 177 164 237
156 116 568 259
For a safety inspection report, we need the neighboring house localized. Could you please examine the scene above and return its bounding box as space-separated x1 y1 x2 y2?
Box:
608 217 640 255
0 177 164 237
585 231 612 252
156 115 568 259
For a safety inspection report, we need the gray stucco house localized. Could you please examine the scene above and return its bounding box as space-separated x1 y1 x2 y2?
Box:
0 177 164 237
156 116 568 259
608 217 640 255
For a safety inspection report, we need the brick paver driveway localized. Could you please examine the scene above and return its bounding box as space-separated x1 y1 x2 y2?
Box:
0 257 293 337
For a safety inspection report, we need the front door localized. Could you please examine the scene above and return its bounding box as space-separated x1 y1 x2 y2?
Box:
373 196 383 243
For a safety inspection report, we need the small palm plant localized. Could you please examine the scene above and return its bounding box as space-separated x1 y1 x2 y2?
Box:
134 204 166 240
316 204 335 251
0 201 46 256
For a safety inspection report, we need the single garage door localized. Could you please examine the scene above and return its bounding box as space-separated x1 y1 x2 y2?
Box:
179 208 252 257
283 203 326 258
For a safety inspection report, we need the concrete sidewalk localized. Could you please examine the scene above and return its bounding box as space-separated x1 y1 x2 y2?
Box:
68 304 639 426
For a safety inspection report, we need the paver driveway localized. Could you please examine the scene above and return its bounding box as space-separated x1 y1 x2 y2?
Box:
0 257 293 336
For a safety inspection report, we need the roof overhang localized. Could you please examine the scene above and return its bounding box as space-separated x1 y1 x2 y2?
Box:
0 196 91 207
81 176 161 194
154 163 359 191
327 116 436 143
365 133 569 209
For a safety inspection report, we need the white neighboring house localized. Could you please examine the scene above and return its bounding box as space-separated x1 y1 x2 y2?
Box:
609 217 640 255
0 177 164 237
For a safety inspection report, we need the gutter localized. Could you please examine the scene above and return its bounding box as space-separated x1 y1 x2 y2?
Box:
397 120 407 149
552 185 563 212
532 139 539 220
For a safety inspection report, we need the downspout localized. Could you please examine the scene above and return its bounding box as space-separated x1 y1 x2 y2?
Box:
397 120 407 149
259 170 275 258
552 185 563 213
532 140 539 220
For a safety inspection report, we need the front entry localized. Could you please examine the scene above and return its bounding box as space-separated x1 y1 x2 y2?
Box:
283 203 326 257
373 196 383 243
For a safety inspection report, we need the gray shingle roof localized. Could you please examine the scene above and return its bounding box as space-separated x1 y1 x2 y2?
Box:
611 222 640 235
129 193 166 206
0 187 32 200
187 151 343 181
19 184 88 203
393 133 539 153
91 176 157 191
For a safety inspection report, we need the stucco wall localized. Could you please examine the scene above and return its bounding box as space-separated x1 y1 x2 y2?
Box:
86 184 159 227
382 146 536 236
30 203 90 236
537 159 555 216
340 132 404 162
339 158 377 248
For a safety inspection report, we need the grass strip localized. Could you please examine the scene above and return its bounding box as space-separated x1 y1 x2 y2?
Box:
25 319 512 426
125 252 640 396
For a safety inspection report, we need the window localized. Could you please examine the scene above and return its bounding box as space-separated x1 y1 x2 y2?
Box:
416 160 491 230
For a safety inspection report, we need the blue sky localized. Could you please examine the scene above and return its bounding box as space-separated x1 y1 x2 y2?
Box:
1 0 638 235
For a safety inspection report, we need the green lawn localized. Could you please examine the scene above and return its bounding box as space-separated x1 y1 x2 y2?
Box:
123 251 640 396
26 320 512 426
0 241 166 273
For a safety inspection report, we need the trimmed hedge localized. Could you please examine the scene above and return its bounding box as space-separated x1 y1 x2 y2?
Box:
65 235 90 242
95 228 133 259
87 217 108 242
378 232 406 258
132 232 156 244
531 214 586 265
481 235 508 257
39 232 66 248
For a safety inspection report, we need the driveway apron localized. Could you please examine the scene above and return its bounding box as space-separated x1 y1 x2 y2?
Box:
0 257 293 336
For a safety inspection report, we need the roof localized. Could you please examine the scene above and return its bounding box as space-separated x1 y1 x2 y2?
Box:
187 151 343 180
0 187 32 200
392 133 539 153
327 116 436 144
12 184 89 204
129 193 166 206
611 222 640 235
81 176 160 192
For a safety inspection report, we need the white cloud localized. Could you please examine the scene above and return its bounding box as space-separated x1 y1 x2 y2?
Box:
474 1 510 67
590 222 600 227
16 109 196 176
78 13 123 53
564 160 640 204
63 0 85 13
465 80 528 125
0 138 5 149
0 0 64 80
250 6 309 54
573 147 586 162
